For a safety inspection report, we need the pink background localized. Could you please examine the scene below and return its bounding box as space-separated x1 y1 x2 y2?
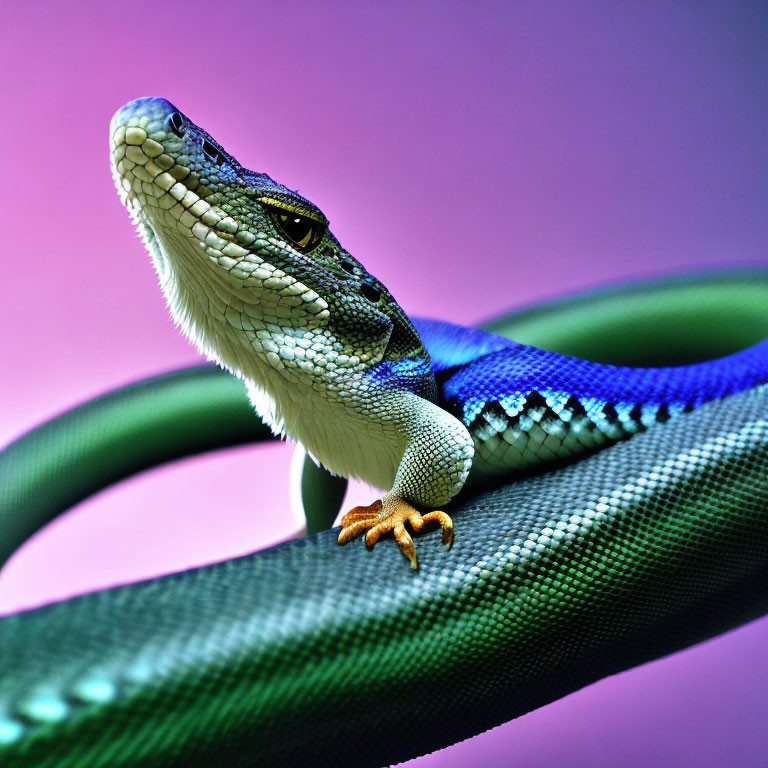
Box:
1 1 767 766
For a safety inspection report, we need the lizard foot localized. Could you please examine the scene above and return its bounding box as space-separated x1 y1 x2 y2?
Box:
337 497 453 569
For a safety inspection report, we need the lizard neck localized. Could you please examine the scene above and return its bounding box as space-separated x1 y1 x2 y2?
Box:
143 218 437 437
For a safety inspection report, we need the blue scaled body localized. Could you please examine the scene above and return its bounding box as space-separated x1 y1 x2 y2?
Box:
413 318 768 483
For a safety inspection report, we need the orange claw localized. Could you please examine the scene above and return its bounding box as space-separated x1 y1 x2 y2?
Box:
422 510 454 547
337 496 454 569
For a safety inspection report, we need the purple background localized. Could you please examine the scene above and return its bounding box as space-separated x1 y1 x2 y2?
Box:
1 1 767 765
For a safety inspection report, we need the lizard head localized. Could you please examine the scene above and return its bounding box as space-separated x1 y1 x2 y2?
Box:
110 97 429 381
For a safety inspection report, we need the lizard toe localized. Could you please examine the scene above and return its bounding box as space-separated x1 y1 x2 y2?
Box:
338 496 454 569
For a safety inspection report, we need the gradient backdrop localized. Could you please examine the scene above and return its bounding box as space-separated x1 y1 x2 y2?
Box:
1 1 767 766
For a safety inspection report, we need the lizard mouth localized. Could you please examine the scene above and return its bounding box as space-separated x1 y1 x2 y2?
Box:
109 97 265 283
110 97 331 330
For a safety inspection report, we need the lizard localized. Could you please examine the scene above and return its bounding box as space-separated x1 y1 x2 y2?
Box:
109 96 768 568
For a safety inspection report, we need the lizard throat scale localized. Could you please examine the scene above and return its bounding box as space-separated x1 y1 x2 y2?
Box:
111 96 768 568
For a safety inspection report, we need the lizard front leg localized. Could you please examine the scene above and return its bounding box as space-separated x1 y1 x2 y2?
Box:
338 396 475 568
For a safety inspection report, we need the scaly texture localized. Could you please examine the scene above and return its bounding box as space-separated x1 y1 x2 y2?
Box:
0 272 766 766
415 317 768 485
107 97 768 567
109 97 474 513
1 89 766 763
0 384 766 767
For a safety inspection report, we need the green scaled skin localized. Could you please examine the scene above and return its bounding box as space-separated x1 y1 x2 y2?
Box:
110 97 473 566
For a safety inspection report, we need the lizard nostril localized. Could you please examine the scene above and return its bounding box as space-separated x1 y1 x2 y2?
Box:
360 283 381 303
167 112 186 138
340 260 356 275
202 139 224 165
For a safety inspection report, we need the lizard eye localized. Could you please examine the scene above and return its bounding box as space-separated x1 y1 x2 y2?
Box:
259 199 325 252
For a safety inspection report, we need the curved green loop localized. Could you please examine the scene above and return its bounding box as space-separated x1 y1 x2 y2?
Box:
0 366 270 566
484 268 768 363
